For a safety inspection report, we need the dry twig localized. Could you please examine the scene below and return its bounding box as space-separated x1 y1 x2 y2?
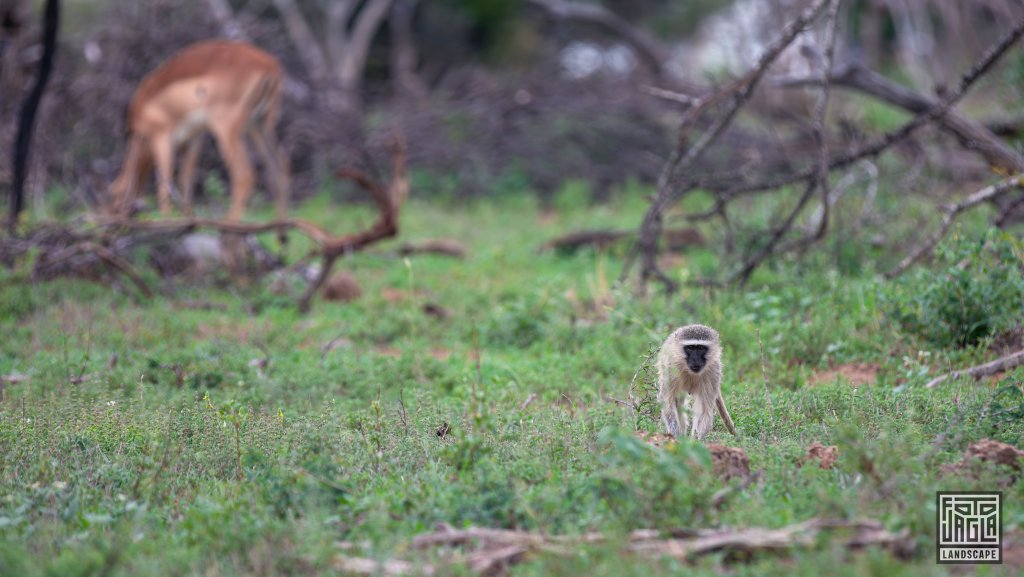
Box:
333 518 913 575
886 175 1022 278
627 0 830 293
925 349 1024 389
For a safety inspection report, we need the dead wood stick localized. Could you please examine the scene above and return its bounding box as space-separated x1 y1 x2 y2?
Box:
886 175 1022 278
336 519 911 575
710 13 1024 198
98 217 336 246
629 0 830 292
925 349 1024 389
733 0 841 285
771 61 1024 172
80 242 155 298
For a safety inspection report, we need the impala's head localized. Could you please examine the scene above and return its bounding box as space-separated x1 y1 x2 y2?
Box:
672 324 720 375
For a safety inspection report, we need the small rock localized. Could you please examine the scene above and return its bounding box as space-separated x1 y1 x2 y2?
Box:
422 302 450 320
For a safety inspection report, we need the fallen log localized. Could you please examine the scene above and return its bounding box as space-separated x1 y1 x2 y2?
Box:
925 349 1024 388
540 228 705 254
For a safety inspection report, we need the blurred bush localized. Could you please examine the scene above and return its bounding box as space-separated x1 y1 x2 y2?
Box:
882 230 1024 348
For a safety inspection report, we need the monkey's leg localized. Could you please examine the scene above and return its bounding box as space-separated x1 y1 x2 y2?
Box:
715 395 738 436
660 394 687 438
691 395 715 440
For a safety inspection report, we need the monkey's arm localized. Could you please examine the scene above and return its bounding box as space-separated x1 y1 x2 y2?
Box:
661 394 686 438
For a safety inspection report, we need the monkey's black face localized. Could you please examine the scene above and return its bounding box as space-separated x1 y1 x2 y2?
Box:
683 344 709 373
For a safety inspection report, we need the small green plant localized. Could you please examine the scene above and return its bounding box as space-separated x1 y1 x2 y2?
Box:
592 428 715 528
985 379 1024 444
882 230 1024 348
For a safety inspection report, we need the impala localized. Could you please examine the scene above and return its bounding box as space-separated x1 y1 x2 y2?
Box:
109 40 289 222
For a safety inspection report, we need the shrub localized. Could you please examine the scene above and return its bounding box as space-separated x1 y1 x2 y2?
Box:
882 230 1024 348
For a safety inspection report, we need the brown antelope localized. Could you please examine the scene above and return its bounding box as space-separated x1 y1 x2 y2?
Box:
109 40 289 222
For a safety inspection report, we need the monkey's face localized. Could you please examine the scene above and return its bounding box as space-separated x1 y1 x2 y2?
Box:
682 344 710 374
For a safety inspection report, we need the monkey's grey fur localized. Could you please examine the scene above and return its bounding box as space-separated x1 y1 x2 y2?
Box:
656 324 737 439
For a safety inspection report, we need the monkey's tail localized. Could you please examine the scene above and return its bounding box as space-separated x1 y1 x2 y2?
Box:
716 396 737 436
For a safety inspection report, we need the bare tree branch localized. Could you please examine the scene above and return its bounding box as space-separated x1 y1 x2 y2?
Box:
335 0 396 99
271 0 331 86
886 175 1023 278
334 518 912 575
390 0 426 98
709 12 1024 199
6 136 408 312
325 0 358 66
771 62 1024 172
8 0 58 234
733 0 842 285
626 0 831 292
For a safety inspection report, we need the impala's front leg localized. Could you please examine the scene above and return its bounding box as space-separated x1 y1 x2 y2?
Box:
151 135 176 216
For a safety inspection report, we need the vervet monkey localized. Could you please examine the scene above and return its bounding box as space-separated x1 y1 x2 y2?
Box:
656 324 737 439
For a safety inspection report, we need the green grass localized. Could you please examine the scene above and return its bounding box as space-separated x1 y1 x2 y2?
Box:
1 186 1023 576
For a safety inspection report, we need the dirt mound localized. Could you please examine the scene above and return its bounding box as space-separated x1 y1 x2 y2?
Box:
810 363 879 387
942 439 1024 486
948 439 1024 471
800 442 838 470
991 326 1024 355
633 434 750 480
635 431 675 448
322 271 362 302
708 443 750 481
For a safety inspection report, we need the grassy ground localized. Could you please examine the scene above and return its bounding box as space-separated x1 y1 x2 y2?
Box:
1 183 1023 576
